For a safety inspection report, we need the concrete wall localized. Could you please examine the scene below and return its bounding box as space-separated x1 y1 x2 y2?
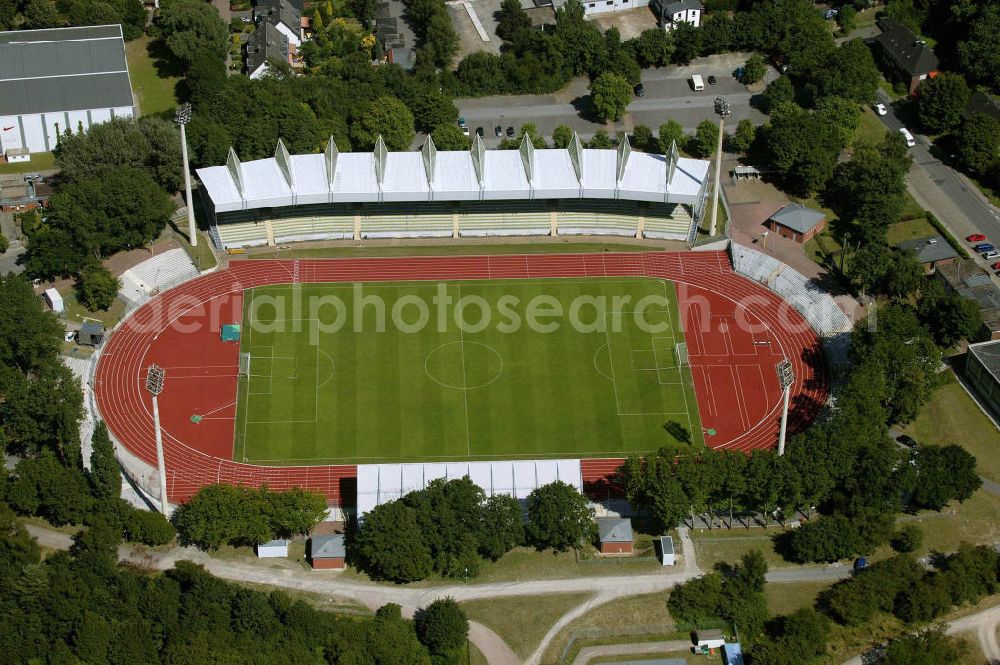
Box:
0 106 135 154
582 0 650 15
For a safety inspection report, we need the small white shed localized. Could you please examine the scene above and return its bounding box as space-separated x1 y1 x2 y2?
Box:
659 535 675 566
44 288 64 313
255 539 289 558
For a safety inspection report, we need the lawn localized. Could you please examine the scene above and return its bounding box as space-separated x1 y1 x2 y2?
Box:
853 107 889 147
0 152 56 174
886 217 935 245
244 242 660 260
764 580 830 616
233 278 701 464
125 36 181 117
902 373 1000 483
460 593 591 659
61 289 128 328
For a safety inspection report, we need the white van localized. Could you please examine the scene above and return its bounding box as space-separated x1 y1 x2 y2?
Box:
899 127 916 148
691 74 704 91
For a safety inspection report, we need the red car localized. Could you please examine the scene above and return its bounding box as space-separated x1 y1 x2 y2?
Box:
992 262 1000 270
968 233 987 242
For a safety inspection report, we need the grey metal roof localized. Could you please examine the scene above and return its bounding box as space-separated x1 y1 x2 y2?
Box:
659 535 674 554
255 0 300 32
970 340 1000 384
875 17 939 77
896 236 958 264
311 534 345 558
0 25 134 115
652 0 703 17
769 203 826 234
260 538 288 547
246 22 288 75
597 517 633 543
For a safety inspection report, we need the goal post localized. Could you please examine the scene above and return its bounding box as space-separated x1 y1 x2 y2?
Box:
674 342 688 368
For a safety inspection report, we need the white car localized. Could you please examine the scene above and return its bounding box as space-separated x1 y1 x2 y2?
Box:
874 102 887 116
64 330 76 342
983 251 1000 261
899 127 916 148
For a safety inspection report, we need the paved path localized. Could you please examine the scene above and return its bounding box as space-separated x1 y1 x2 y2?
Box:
573 639 691 665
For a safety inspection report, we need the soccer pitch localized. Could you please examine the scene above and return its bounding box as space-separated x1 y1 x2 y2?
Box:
233 278 703 465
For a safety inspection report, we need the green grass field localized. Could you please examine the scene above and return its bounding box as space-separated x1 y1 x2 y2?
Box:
233 278 702 464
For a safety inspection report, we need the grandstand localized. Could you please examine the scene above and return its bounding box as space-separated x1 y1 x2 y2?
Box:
118 249 199 307
196 132 711 249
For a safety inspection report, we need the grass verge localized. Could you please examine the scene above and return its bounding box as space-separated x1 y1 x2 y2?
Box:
460 593 591 660
0 152 56 174
125 36 181 117
242 242 665 260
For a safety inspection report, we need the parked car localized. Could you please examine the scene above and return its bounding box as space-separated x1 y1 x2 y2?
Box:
983 251 1000 261
241 15 252 22
824 8 839 19
853 557 867 572
899 127 916 147
897 434 918 448
495 125 502 137
974 243 995 252
461 125 470 137
506 126 515 137
476 127 484 137
967 233 987 243
63 330 76 342
633 83 645 97
707 75 717 85
873 102 887 116
458 117 467 128
992 262 1000 270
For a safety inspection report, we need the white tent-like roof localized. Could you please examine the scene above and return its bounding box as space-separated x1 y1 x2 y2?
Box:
197 133 710 214
355 459 583 517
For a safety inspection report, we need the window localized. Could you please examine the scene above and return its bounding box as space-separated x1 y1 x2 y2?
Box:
606 1 613 5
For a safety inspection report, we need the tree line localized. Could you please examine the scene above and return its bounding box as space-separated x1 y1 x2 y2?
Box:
0 0 146 37
353 478 594 583
0 502 470 663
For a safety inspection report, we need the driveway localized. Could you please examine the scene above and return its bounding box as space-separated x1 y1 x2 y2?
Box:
456 53 767 144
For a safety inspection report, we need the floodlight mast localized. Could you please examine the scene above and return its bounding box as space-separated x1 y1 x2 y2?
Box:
775 359 795 456
146 365 170 515
174 102 197 248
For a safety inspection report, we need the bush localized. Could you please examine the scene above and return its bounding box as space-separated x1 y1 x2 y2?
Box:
415 597 468 657
0 234 8 254
76 265 121 311
125 508 175 546
890 525 923 553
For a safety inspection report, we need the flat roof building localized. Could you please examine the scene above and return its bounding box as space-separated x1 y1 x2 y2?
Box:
0 25 135 154
965 340 1000 424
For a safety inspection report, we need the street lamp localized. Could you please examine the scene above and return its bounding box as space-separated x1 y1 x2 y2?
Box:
775 359 795 456
174 102 197 248
146 364 170 515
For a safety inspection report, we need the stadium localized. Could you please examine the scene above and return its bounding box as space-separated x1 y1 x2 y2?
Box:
92 135 845 514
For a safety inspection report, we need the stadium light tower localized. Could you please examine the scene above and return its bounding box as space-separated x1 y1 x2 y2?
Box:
175 102 197 248
775 359 795 456
145 364 170 515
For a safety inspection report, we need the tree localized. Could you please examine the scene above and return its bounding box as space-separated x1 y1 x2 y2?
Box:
761 76 795 114
918 277 981 347
525 481 594 551
186 51 228 106
352 95 415 151
479 494 524 560
882 628 970 665
552 124 575 149
836 5 857 34
765 102 849 195
667 572 725 623
407 88 458 133
157 0 229 66
729 119 756 153
354 500 434 582
917 73 971 134
76 264 120 311
956 3 1000 90
631 124 653 151
630 28 674 68
588 130 614 148
23 0 61 28
742 53 766 85
0 274 63 373
690 119 719 158
589 72 632 122
88 421 120 501
496 0 531 41
813 39 879 104
430 124 470 150
0 234 7 254
958 114 1000 179
658 120 685 153
415 597 468 657
910 445 981 510
883 250 924 301
890 525 923 553
125 507 175 545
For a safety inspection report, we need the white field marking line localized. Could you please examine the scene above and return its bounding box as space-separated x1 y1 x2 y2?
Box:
603 314 625 416
242 448 674 462
136 364 240 372
457 283 472 457
248 277 651 291
592 344 613 381
663 280 695 437
652 334 682 385
729 365 750 430
317 349 336 390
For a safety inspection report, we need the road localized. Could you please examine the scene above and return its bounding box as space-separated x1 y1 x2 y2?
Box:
874 88 1000 265
456 53 767 145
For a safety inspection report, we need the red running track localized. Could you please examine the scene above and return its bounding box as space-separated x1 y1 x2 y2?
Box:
93 251 828 506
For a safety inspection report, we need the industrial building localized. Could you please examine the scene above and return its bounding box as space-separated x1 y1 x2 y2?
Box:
195 134 711 249
0 25 135 156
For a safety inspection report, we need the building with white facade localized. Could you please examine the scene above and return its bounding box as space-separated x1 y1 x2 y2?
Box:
0 25 135 156
553 0 649 16
196 134 711 249
652 0 703 29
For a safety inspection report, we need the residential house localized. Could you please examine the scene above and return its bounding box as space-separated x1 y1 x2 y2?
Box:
871 17 939 95
245 22 290 80
253 0 303 47
652 0 703 30
765 203 826 244
596 517 633 554
895 235 958 273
